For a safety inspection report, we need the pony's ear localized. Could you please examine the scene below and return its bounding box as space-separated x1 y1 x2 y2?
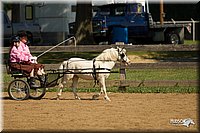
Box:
116 46 125 50
122 48 126 53
116 46 120 52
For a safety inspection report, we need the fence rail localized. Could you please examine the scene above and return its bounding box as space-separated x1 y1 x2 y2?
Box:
2 62 198 72
2 44 199 53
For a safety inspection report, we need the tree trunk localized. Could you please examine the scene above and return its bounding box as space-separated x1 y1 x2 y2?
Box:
75 2 95 45
12 4 20 23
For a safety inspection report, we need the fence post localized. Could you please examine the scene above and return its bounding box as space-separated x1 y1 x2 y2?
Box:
191 18 195 42
118 62 127 92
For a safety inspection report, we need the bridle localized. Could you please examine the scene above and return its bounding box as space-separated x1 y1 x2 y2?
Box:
117 47 126 62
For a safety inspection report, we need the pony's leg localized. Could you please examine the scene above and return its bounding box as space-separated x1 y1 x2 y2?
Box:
92 84 103 100
57 74 67 100
72 76 80 100
57 83 64 100
99 77 111 101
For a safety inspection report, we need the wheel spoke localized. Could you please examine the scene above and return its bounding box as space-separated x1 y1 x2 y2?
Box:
8 79 30 100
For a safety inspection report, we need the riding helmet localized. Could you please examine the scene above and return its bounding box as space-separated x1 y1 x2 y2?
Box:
10 35 20 43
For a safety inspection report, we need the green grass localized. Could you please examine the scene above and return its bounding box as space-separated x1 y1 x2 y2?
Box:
108 68 198 80
184 40 199 45
124 86 198 93
3 68 198 83
44 86 198 93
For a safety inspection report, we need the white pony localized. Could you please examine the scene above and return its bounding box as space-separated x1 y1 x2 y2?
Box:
57 47 130 101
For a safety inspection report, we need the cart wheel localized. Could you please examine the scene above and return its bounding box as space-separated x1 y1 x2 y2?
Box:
28 77 46 100
8 79 30 100
29 87 46 100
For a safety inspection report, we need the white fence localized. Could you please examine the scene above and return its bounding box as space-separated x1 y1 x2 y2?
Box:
156 18 200 41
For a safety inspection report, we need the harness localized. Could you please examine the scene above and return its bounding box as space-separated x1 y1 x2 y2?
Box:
92 59 97 84
92 48 126 86
92 59 111 87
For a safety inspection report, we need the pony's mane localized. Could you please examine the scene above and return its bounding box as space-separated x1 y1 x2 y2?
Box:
95 48 118 61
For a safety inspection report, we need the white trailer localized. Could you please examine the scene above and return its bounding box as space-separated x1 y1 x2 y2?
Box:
18 0 145 44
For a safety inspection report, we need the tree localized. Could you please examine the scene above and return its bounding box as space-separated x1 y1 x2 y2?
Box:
75 1 95 44
3 4 12 12
3 4 20 23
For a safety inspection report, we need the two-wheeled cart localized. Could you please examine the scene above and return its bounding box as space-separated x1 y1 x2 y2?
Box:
6 64 46 100
6 64 115 100
6 36 76 100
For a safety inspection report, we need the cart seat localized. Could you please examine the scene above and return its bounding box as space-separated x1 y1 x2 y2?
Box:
6 61 28 78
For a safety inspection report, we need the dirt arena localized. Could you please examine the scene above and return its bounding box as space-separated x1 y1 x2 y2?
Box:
2 92 199 132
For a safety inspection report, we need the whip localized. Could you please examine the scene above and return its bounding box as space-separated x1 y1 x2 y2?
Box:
30 36 76 63
37 36 76 58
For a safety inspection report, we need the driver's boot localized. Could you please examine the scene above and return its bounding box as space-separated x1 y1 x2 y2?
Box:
38 75 46 87
29 77 39 88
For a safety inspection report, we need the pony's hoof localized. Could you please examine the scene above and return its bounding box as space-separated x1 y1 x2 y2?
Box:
56 97 60 100
55 95 61 100
50 97 59 100
75 96 81 100
92 94 99 100
104 96 111 101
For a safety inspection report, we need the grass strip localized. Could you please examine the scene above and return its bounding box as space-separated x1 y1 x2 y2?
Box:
45 86 198 93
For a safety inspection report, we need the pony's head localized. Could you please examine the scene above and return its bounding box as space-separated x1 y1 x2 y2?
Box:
116 47 131 65
95 47 131 65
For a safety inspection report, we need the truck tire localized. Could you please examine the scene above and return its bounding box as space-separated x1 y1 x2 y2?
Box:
166 32 180 45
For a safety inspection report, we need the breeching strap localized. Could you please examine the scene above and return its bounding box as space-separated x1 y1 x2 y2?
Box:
92 59 97 87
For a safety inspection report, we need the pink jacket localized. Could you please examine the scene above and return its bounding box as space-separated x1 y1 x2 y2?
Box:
10 41 32 63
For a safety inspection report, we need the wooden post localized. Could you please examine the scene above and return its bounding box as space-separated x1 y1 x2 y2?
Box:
160 0 164 25
118 61 127 92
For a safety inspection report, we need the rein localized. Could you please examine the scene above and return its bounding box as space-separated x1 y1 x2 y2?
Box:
92 59 97 86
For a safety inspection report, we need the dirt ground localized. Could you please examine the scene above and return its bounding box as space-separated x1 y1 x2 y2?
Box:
128 55 158 63
2 92 199 132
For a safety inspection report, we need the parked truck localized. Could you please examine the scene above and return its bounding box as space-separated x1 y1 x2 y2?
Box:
3 11 42 46
69 3 190 44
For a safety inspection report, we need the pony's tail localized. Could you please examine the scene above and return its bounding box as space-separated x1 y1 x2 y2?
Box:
59 61 67 70
57 61 68 85
59 62 64 70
